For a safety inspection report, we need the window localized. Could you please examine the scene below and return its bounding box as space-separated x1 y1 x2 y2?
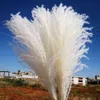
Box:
78 80 83 82
78 77 83 82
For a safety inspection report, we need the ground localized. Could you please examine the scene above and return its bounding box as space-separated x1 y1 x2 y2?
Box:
0 79 100 100
0 87 51 100
0 85 100 100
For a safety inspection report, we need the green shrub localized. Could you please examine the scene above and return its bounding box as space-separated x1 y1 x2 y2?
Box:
30 83 47 91
2 78 28 86
74 90 81 96
31 83 41 88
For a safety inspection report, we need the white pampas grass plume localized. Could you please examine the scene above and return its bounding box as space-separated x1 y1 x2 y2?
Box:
6 3 92 100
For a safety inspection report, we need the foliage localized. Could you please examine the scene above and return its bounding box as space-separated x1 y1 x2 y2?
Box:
30 83 48 91
31 83 41 88
2 78 28 86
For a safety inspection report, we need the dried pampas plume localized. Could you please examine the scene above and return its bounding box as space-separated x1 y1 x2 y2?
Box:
6 3 92 100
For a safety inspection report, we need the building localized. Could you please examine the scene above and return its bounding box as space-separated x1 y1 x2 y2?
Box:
95 75 100 84
95 75 100 80
0 71 10 78
12 70 38 79
72 76 87 86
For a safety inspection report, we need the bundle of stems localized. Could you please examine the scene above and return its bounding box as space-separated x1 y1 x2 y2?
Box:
6 4 92 100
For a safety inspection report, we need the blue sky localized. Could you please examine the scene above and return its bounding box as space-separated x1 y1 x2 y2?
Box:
0 0 100 77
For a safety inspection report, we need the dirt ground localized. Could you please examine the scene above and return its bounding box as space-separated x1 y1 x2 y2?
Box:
0 85 100 100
